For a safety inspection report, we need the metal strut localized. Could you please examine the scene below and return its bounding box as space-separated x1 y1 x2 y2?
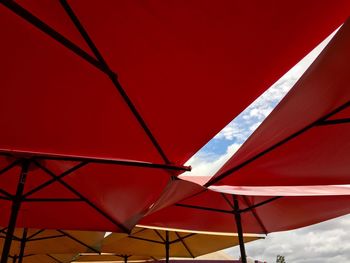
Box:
18 228 28 263
165 231 170 263
1 160 30 263
233 195 247 263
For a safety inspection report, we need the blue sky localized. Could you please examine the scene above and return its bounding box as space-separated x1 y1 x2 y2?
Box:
180 29 350 263
181 32 328 179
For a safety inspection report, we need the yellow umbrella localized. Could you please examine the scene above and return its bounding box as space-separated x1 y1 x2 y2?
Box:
0 228 105 263
11 254 76 263
74 254 151 263
72 226 262 262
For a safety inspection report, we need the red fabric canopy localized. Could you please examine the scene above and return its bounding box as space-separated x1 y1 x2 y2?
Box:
0 159 175 232
1 0 350 233
2 0 350 164
141 180 350 234
208 17 350 188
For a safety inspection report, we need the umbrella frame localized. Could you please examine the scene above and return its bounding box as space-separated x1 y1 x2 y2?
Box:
121 229 194 263
0 1 192 262
175 192 281 263
0 227 102 263
105 227 253 262
0 157 188 263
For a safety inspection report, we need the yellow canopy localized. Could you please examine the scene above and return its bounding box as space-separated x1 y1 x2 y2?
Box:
74 254 151 262
11 254 76 263
0 228 105 260
73 226 262 261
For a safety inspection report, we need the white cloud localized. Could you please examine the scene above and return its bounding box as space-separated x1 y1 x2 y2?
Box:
182 143 242 178
214 122 247 141
226 214 350 263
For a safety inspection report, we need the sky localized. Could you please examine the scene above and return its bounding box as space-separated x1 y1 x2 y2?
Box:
180 28 350 263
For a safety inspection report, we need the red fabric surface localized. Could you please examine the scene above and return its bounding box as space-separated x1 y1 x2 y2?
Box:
209 18 350 187
2 1 350 164
1 1 350 232
141 188 350 234
0 158 171 231
146 179 204 215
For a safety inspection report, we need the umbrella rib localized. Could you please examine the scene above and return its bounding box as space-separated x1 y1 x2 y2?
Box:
46 254 64 263
58 0 108 72
239 196 282 214
221 193 234 210
33 161 130 233
27 234 66 242
23 161 88 198
206 100 350 187
170 233 196 244
0 0 108 74
23 198 83 202
0 189 12 199
175 203 232 214
241 196 268 235
153 229 166 242
0 159 21 178
57 230 100 253
174 232 195 258
26 229 45 240
0 227 8 235
59 0 171 165
128 235 164 244
132 228 148 235
0 226 21 241
33 155 190 172
316 118 350 126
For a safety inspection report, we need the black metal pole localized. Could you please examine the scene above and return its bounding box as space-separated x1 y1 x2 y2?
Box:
123 255 128 263
165 231 170 263
12 255 18 263
233 195 247 263
18 228 28 263
1 160 30 263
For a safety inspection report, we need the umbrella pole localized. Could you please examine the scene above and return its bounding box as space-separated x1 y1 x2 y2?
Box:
165 230 170 263
123 255 128 263
12 255 18 263
1 160 30 263
233 195 247 263
18 228 28 263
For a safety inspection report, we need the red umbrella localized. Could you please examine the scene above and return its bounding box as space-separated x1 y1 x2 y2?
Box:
141 179 350 263
206 17 350 189
2 1 350 262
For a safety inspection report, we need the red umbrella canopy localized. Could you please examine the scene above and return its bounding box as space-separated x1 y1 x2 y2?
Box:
207 17 350 189
1 0 350 233
1 0 350 163
140 180 350 234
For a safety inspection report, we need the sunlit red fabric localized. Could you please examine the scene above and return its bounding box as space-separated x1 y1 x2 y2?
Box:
141 181 350 234
1 0 350 233
209 18 350 188
2 0 350 164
